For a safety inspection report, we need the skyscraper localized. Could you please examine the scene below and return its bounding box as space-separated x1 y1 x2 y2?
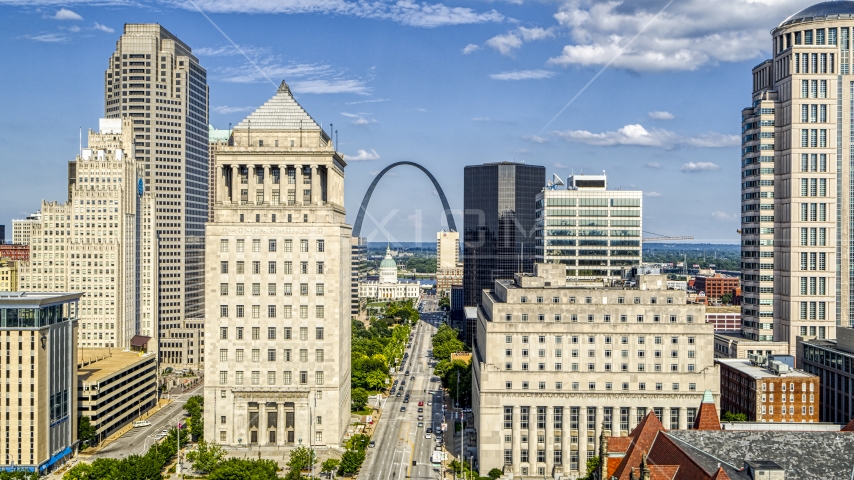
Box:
105 24 209 357
741 2 854 352
204 81 351 446
535 173 642 282
463 162 544 343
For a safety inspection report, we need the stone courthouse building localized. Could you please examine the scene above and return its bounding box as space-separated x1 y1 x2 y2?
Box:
204 81 351 447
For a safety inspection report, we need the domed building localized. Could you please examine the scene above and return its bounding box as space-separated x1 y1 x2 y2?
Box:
359 247 421 300
741 1 854 354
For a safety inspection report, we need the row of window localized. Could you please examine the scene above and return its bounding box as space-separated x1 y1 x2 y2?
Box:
219 347 325 362
503 362 697 373
801 80 828 99
801 153 828 172
220 238 324 253
507 348 696 359
502 312 696 324
501 406 694 432
504 334 695 345
218 370 323 385
517 295 681 305
502 381 697 392
800 128 828 148
218 326 324 340
800 178 828 197
220 261 324 275
761 405 812 415
795 52 835 75
219 304 325 319
220 282 325 296
799 203 829 222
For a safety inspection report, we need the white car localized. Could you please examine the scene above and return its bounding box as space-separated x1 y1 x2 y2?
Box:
425 433 432 439
132 420 151 427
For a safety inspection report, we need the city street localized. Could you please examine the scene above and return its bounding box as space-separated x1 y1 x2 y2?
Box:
360 297 446 480
88 383 203 460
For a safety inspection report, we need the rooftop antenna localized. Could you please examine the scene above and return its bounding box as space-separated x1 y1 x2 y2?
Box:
335 130 338 151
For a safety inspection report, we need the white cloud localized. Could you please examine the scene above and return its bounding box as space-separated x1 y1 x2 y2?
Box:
491 69 556 81
472 117 492 122
215 59 370 95
548 0 804 72
67 25 81 32
342 112 377 125
553 162 568 169
213 105 254 114
711 210 737 221
178 0 503 27
24 33 66 42
523 134 547 143
648 111 674 120
681 162 720 173
644 191 662 198
93 22 114 33
514 149 530 154
52 8 82 20
195 45 269 57
554 124 738 149
644 162 661 168
486 33 522 55
486 26 555 55
348 149 381 161
462 44 480 54
346 98 389 105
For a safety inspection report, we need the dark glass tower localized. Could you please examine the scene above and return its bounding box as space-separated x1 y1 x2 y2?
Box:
463 163 545 343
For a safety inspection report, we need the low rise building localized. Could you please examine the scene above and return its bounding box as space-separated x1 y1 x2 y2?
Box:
601 392 854 480
798 327 854 423
0 291 81 474
77 349 157 442
11 212 40 246
0 257 18 291
0 244 30 261
158 319 204 365
706 306 741 333
358 247 420 300
717 357 819 422
473 263 719 478
714 333 790 360
693 274 740 303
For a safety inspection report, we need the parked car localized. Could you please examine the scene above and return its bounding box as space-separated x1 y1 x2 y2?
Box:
132 421 151 427
369 441 376 448
426 427 433 434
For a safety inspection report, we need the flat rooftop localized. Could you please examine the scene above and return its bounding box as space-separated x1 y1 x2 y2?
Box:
0 291 82 306
78 349 155 385
716 358 815 379
706 306 741 314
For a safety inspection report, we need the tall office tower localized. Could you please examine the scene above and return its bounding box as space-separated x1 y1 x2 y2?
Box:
535 174 642 283
350 236 366 316
12 212 42 246
105 24 209 357
463 162 544 344
0 225 5 244
0 292 82 474
741 3 854 352
473 264 718 477
17 118 157 350
436 230 462 294
204 81 351 446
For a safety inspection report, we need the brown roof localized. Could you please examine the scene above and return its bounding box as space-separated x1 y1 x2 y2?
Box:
710 466 732 480
842 417 854 432
693 400 721 431
612 412 667 480
130 335 151 347
609 436 633 453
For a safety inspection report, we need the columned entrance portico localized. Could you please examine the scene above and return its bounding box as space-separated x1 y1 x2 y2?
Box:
232 390 310 447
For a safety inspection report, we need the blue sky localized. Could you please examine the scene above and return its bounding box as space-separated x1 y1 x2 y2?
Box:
0 0 813 243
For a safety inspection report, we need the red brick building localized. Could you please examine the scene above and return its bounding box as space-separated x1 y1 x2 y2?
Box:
0 244 29 261
718 358 819 422
693 274 740 302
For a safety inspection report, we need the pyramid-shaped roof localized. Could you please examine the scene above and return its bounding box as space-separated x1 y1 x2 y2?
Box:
236 80 321 131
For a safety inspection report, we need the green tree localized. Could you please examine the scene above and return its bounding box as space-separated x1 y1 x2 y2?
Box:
351 387 369 411
186 439 227 474
183 395 204 440
584 456 601 480
208 458 279 480
488 468 503 479
339 449 366 475
321 458 341 478
721 411 747 422
78 415 97 447
720 292 733 304
287 446 317 472
63 462 93 480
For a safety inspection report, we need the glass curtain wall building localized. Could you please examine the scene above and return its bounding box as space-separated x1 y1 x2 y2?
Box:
463 163 544 344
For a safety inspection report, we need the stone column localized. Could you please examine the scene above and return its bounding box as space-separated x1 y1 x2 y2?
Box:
560 408 569 473
216 165 224 202
578 408 587 476
230 165 239 204
263 165 271 205
258 407 267 446
629 406 638 431
511 406 521 474
545 406 554 474
662 407 671 430
294 165 303 205
310 165 319 205
678 407 687 430
277 402 286 446
278 165 287 206
611 408 620 437
594 406 603 446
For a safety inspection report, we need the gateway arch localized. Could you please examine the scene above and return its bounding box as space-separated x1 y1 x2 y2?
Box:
352 161 457 237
